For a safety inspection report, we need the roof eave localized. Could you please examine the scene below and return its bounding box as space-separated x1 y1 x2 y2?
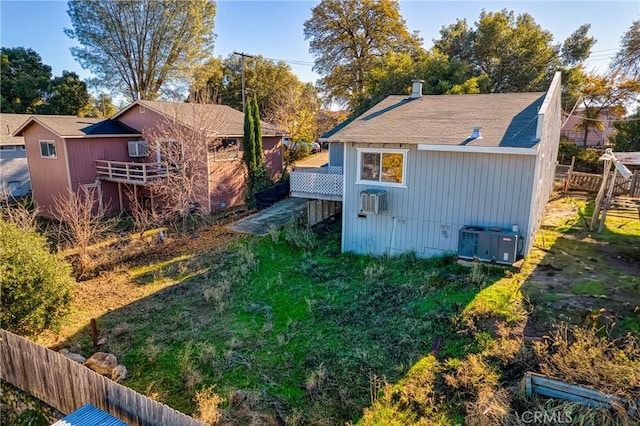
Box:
12 117 63 138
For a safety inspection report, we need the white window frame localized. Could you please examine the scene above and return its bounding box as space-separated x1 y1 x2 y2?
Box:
355 147 408 188
20 145 26 151
39 141 57 159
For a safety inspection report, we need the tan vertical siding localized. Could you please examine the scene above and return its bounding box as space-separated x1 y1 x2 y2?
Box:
22 126 69 216
342 144 535 258
262 136 283 181
66 137 140 212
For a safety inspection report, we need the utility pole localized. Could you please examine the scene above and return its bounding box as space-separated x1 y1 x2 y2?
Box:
233 51 254 112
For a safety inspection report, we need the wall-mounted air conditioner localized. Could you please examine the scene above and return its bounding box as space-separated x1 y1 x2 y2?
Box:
360 189 387 214
128 140 148 157
458 225 520 265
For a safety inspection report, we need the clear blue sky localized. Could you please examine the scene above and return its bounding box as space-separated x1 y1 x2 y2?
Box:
1 0 638 91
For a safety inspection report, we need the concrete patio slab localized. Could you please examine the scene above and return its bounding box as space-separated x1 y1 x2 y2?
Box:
229 197 308 236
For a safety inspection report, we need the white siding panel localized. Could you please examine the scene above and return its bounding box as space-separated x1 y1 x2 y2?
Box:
343 144 536 258
527 74 562 253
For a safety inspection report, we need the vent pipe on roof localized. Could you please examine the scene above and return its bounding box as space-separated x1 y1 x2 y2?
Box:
410 79 424 99
470 126 482 139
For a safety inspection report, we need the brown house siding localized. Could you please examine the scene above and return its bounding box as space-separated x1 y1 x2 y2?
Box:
22 126 70 217
66 137 140 213
262 136 283 181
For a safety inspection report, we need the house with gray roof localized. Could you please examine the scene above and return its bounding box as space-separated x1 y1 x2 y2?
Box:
290 72 562 263
1 113 31 197
13 101 284 217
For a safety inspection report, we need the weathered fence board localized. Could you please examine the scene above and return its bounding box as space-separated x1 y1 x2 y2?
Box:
568 171 635 196
0 330 206 426
525 372 638 415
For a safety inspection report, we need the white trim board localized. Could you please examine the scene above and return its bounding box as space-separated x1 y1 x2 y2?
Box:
417 144 538 156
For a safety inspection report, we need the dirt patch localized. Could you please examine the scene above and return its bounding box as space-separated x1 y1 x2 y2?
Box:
39 223 244 348
523 196 640 339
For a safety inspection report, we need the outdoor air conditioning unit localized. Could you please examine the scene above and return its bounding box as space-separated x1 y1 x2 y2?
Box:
128 140 148 157
458 225 520 265
360 189 387 214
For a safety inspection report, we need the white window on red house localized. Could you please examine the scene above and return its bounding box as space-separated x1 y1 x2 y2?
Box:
40 141 57 158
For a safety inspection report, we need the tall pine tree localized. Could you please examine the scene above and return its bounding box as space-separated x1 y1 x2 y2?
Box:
243 100 256 170
252 94 264 167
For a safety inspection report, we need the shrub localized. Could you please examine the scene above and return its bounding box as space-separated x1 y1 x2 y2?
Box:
557 143 602 173
0 220 74 336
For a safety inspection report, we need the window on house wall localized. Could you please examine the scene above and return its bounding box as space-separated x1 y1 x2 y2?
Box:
40 141 57 158
1 145 17 151
357 148 408 186
20 145 26 151
214 138 239 161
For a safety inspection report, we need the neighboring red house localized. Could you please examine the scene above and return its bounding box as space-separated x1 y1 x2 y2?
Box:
14 101 284 217
561 107 621 147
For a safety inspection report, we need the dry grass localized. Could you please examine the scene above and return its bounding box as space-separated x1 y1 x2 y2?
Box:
194 385 225 425
533 324 640 400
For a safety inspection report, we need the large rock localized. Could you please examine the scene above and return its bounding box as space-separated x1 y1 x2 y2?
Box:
111 364 127 382
62 351 86 364
84 352 118 376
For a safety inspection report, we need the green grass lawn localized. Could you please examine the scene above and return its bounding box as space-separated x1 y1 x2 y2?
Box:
61 221 511 424
54 198 639 425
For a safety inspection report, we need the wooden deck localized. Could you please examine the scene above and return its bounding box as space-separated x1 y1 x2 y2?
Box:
95 160 167 184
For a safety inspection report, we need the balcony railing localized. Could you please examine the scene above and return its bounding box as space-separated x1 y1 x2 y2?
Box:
290 166 343 201
96 160 168 184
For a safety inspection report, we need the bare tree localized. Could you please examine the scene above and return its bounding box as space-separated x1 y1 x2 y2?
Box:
0 194 40 232
144 102 226 235
53 186 115 276
125 188 161 237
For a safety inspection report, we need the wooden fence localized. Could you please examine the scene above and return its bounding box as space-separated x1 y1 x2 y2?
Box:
568 170 640 197
0 330 206 426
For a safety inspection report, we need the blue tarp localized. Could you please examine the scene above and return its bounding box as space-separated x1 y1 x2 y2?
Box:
51 404 129 426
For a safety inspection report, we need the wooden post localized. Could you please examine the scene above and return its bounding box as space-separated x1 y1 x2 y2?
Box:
90 318 98 352
598 167 618 233
118 182 123 214
589 160 612 231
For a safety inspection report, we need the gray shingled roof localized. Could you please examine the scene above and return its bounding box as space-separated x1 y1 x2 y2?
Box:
1 113 29 145
324 92 547 148
131 100 283 137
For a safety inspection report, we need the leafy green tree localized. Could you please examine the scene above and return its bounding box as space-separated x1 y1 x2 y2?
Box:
612 20 640 78
193 55 302 122
243 100 256 172
38 71 92 116
0 220 74 336
304 0 422 109
66 0 216 100
610 108 640 151
441 10 558 93
271 82 321 143
251 95 263 168
561 24 596 66
89 92 118 118
575 70 640 146
0 47 52 113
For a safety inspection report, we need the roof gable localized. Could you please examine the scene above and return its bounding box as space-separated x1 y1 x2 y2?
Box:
114 100 282 137
13 115 141 138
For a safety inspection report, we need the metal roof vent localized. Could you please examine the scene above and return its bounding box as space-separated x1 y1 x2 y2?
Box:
410 79 424 99
470 126 482 139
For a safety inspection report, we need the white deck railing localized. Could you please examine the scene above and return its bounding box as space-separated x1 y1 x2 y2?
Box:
95 160 168 184
290 166 343 200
